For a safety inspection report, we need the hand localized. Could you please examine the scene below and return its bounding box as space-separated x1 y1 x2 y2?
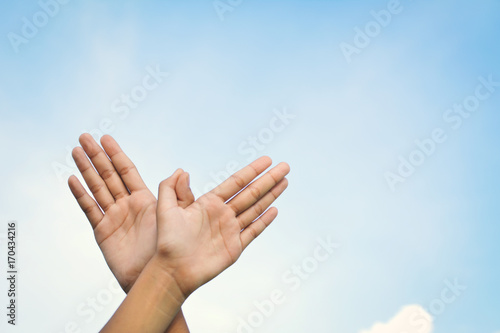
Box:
68 134 195 292
154 157 290 298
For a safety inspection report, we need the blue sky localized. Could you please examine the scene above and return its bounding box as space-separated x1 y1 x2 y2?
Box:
1 0 499 332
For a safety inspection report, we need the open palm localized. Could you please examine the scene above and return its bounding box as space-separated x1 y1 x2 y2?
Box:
68 134 194 292
155 157 290 297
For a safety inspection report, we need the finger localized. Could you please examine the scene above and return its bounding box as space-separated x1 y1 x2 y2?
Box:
68 175 104 229
158 169 184 211
176 172 195 209
240 207 278 250
237 178 288 229
228 162 290 215
211 156 272 202
100 135 148 192
79 133 129 200
72 147 115 211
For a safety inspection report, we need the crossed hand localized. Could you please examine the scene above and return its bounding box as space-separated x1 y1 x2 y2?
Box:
68 134 290 331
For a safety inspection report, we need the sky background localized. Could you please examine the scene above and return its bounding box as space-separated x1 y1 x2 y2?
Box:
1 0 499 332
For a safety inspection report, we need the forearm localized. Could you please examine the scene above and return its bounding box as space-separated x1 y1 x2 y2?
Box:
101 256 185 333
165 311 190 333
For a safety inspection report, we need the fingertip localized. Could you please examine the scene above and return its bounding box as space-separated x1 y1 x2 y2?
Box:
79 133 91 144
279 162 291 174
67 175 83 196
67 174 76 186
100 135 112 151
100 134 112 146
281 177 289 187
158 178 169 190
101 134 112 141
176 171 188 189
79 134 93 151
260 155 272 166
71 146 79 159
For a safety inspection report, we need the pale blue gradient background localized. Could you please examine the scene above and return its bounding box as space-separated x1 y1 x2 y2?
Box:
0 0 499 332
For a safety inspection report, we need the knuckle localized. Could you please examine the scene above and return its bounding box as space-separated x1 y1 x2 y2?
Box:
248 227 258 239
100 168 115 181
114 192 127 200
231 174 246 189
83 204 94 215
89 182 104 194
87 148 100 159
118 164 136 176
253 202 264 216
249 186 261 200
268 171 280 185
101 202 113 212
269 189 278 200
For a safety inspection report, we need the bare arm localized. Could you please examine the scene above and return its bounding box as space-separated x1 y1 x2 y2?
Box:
101 256 185 333
165 309 190 333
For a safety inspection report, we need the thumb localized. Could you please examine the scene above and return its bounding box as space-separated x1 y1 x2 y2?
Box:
158 169 184 211
176 172 195 208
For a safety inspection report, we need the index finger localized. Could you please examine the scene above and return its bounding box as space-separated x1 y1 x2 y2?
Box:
210 156 272 202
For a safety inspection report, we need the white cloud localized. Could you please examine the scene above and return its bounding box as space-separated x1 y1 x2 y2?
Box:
360 305 433 333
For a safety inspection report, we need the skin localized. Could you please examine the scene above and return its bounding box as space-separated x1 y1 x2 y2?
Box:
155 159 290 296
68 133 192 332
102 156 290 332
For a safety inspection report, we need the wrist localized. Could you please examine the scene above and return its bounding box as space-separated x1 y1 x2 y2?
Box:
150 252 199 300
101 255 186 332
146 255 187 305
